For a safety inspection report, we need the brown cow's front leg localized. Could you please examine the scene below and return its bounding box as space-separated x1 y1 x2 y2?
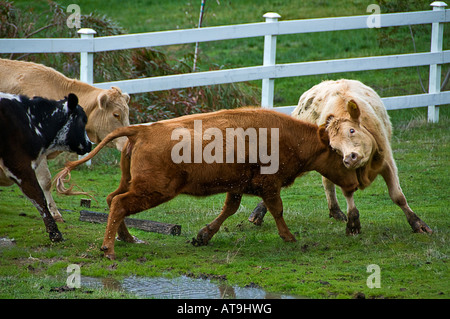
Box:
263 193 296 243
381 161 432 234
193 193 242 246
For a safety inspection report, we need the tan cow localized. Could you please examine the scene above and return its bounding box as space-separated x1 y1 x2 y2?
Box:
249 79 432 235
0 58 130 222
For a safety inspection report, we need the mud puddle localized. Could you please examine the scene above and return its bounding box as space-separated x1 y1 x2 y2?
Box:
82 275 302 299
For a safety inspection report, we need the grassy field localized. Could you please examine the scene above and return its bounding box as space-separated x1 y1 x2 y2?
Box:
0 114 448 299
1 0 449 300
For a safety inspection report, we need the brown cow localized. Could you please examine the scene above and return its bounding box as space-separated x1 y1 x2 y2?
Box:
54 108 359 259
248 79 432 235
0 58 130 222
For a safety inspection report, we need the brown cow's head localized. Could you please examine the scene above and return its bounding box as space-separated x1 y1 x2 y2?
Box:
85 86 130 151
325 99 378 170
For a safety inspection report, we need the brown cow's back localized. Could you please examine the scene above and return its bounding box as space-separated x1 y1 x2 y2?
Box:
126 108 355 197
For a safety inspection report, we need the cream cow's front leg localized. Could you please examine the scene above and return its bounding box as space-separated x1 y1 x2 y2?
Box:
35 158 65 223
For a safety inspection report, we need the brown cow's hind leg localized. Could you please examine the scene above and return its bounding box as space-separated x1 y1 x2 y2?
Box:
193 193 242 246
263 193 296 243
102 190 175 260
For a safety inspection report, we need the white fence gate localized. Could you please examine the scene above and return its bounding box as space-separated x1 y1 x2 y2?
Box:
1 2 449 122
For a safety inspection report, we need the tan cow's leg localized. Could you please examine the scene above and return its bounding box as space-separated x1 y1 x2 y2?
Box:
380 160 432 234
342 190 361 235
263 193 296 243
35 159 65 222
193 193 242 246
322 176 348 222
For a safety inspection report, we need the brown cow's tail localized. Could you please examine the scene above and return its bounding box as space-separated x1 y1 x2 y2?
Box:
53 126 138 196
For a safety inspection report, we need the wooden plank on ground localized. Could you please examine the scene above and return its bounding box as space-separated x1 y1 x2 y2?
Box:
79 210 181 236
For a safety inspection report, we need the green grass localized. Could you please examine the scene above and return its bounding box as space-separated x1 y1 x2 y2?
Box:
0 115 448 299
1 0 449 299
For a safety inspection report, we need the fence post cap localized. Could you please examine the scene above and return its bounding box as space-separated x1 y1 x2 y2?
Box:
263 12 281 20
430 1 448 8
77 28 97 35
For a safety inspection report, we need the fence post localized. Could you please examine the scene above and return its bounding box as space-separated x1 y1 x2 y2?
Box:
428 1 447 123
77 28 96 166
77 28 96 84
261 12 281 109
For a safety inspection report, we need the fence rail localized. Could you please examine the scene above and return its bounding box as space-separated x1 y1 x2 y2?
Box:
1 2 449 121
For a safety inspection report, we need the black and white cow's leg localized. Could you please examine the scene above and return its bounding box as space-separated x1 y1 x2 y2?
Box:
35 159 65 223
5 161 63 242
380 160 432 234
323 176 347 221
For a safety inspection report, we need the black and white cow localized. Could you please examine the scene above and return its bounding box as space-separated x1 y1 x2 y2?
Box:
0 92 91 242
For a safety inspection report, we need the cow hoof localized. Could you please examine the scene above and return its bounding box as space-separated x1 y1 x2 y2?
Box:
281 234 297 242
104 253 116 260
346 224 361 235
191 237 208 247
192 229 211 246
248 214 264 226
412 220 433 234
248 202 268 226
49 231 64 242
329 208 347 222
100 245 116 260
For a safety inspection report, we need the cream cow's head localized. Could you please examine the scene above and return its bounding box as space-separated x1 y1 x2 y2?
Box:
324 99 378 170
86 86 130 151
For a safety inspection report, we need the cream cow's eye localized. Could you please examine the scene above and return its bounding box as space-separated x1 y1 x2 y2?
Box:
349 128 355 134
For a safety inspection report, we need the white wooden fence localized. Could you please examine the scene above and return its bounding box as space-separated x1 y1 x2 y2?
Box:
1 2 449 122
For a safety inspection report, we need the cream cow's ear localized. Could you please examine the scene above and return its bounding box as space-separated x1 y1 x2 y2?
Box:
325 114 335 128
97 91 109 109
347 100 361 120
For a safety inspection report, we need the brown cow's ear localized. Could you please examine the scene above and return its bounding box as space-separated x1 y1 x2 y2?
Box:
347 100 360 120
318 124 330 146
97 92 108 109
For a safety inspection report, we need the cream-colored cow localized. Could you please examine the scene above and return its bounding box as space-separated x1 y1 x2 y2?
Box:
249 79 432 235
0 58 130 222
